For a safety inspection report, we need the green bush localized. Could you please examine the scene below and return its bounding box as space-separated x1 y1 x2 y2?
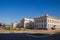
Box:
4 27 10 30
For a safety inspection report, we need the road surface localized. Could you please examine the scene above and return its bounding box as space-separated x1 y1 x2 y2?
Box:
0 33 60 40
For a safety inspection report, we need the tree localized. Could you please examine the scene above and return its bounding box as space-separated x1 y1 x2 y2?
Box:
3 24 5 27
0 23 2 27
51 25 56 30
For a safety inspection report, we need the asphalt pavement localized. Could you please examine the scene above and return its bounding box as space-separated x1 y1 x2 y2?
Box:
0 33 60 40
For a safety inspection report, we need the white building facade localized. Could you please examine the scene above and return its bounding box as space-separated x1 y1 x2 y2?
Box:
12 22 19 28
21 18 34 28
34 14 60 29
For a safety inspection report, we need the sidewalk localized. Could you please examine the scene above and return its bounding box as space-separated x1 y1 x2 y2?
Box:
0 28 60 34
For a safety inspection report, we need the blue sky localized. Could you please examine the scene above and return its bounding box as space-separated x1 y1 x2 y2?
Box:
0 0 60 25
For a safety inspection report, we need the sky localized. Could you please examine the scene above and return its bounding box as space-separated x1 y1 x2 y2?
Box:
0 0 60 25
